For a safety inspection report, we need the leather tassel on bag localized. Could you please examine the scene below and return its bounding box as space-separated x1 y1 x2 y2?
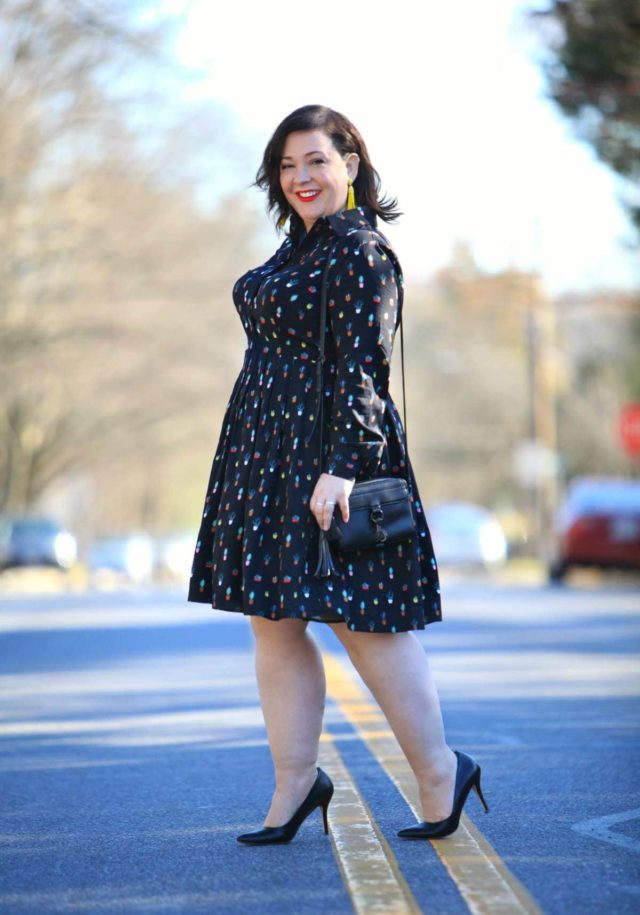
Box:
314 530 338 578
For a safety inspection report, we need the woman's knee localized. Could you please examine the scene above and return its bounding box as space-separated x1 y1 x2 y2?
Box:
330 623 411 656
327 621 366 653
250 615 309 642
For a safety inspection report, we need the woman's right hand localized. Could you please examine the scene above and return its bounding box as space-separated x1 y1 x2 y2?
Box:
310 473 354 531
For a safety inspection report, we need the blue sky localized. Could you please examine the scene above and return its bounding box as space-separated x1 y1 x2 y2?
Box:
174 0 639 295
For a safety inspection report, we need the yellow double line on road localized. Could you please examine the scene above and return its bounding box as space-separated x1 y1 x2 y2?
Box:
319 652 542 915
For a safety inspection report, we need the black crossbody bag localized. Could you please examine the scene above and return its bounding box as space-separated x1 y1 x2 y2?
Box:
306 240 416 579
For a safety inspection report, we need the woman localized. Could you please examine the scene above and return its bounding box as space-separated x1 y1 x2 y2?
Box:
188 105 488 844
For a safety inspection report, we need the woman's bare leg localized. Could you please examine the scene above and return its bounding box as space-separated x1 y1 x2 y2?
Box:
328 624 457 821
250 616 326 826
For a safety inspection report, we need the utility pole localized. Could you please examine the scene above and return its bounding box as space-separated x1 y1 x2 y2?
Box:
518 217 562 564
523 289 541 553
535 276 561 564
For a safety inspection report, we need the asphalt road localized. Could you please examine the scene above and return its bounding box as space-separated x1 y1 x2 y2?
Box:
0 573 638 914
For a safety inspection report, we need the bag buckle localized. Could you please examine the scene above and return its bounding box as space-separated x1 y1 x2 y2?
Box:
370 505 388 544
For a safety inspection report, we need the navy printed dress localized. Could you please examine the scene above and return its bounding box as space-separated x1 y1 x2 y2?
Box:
187 205 442 632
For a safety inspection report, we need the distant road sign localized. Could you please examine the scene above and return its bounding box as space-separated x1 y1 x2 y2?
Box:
513 439 560 488
619 404 640 458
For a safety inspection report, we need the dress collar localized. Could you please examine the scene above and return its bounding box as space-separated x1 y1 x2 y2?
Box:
288 205 378 248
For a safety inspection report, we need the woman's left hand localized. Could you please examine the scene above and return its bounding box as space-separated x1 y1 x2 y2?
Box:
310 473 354 531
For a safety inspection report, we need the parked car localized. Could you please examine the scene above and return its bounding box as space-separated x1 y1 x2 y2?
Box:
88 533 154 585
0 515 78 570
426 502 508 569
549 476 640 582
153 532 195 584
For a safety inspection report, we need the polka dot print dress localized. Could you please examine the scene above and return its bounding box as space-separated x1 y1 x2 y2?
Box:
187 205 442 632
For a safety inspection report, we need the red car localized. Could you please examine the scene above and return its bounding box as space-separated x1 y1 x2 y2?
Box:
549 476 640 582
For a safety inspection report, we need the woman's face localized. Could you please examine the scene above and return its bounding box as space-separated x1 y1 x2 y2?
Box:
279 129 359 233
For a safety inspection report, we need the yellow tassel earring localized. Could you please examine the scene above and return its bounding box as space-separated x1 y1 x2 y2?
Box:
346 178 356 210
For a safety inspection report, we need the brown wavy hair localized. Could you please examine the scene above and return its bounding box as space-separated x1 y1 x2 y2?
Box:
254 104 401 234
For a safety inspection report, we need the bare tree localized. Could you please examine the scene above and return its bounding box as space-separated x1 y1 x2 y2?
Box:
525 0 640 237
0 1 261 534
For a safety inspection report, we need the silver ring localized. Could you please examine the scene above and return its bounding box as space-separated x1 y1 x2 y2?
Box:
325 501 336 505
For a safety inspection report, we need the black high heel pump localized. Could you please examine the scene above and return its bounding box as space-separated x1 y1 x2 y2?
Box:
397 750 489 840
236 767 334 845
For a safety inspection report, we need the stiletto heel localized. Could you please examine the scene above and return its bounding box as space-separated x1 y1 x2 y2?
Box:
321 799 330 834
397 750 489 840
473 773 489 813
236 767 334 845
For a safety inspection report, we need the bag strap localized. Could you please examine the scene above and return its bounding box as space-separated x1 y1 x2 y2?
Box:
304 238 408 462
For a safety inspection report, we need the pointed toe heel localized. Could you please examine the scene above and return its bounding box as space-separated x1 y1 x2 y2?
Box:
236 767 334 845
397 750 489 840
